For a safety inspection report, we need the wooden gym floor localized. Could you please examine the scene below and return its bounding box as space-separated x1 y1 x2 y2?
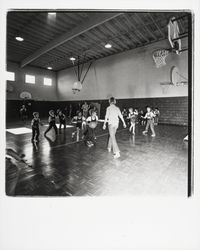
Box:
6 120 188 196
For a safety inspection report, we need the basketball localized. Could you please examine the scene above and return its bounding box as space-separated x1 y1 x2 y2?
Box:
89 121 97 129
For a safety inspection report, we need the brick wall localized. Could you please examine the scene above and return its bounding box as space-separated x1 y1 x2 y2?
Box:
113 96 188 126
6 96 188 126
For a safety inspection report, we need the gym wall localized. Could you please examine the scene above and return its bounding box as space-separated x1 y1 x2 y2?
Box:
6 62 57 101
55 38 189 126
57 38 188 100
6 38 189 126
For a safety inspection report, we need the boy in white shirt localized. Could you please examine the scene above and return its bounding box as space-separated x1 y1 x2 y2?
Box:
142 106 156 137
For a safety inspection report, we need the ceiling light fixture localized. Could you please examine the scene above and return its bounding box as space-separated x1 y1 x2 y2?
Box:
15 36 24 42
47 67 52 70
48 12 56 15
105 43 112 48
70 57 76 61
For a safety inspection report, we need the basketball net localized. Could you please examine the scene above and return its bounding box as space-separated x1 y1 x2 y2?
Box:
152 49 169 68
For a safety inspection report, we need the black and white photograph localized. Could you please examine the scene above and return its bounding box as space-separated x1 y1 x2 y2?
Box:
1 1 200 249
5 10 192 196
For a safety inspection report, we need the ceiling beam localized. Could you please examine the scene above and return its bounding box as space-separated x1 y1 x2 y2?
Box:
134 13 157 41
147 13 165 38
20 12 121 68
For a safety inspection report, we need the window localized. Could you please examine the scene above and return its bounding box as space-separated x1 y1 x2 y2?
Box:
25 74 35 84
44 77 52 86
7 71 15 81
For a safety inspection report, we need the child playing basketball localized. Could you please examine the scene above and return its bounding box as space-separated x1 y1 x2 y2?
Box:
154 107 160 125
20 105 28 123
44 110 58 136
81 101 90 118
138 110 145 126
71 111 85 140
128 108 138 135
122 108 128 125
142 106 156 137
84 110 98 147
31 112 43 142
58 110 66 131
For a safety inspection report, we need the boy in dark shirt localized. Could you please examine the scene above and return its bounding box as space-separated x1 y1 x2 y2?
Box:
44 110 58 136
71 111 86 140
31 112 43 142
58 110 66 131
20 105 28 123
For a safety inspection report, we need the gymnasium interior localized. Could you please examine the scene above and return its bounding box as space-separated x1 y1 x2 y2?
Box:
6 11 191 196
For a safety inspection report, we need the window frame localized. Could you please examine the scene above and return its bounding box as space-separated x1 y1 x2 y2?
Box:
6 71 15 81
25 74 36 84
43 77 52 86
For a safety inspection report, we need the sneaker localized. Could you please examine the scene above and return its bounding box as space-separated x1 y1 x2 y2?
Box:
114 152 120 159
151 134 156 137
142 131 147 135
86 141 92 147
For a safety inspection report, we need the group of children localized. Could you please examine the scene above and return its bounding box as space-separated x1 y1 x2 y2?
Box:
31 108 98 147
30 104 160 146
71 109 98 147
122 106 160 137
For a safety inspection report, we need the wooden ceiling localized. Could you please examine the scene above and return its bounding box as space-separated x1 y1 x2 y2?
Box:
7 11 189 72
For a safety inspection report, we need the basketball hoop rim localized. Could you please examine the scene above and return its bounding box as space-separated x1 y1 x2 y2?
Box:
160 81 173 85
152 48 170 56
152 48 170 68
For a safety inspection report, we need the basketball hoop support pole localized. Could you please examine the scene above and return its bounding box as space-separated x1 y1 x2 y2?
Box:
172 32 188 42
81 61 93 84
171 15 188 23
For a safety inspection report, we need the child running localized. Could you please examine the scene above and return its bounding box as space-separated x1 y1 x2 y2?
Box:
84 110 98 147
44 110 58 136
142 106 156 137
58 110 66 131
71 111 86 140
128 108 138 135
31 112 43 142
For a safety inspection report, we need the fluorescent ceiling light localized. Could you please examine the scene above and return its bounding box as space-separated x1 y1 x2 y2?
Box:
47 67 52 70
70 57 76 61
105 43 112 48
48 12 56 15
15 36 24 42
